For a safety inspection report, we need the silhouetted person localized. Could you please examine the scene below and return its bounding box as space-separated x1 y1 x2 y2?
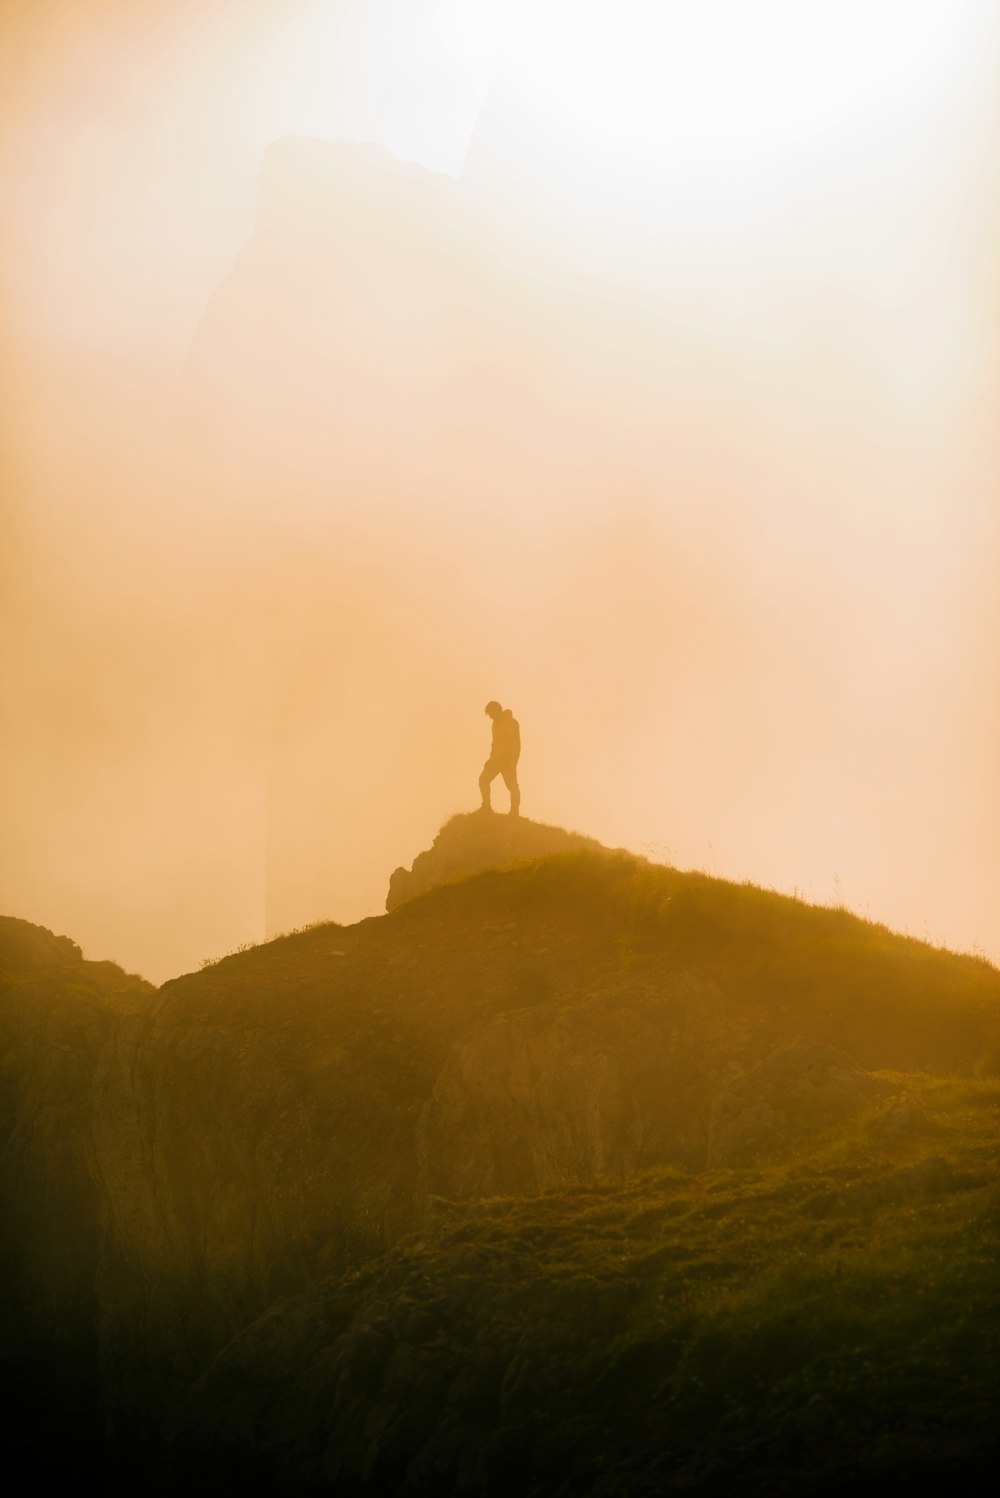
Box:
479 700 520 815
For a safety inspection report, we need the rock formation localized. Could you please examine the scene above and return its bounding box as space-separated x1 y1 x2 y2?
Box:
386 811 606 912
707 1040 885 1167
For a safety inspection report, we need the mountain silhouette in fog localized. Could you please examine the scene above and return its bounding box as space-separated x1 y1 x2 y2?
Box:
183 132 674 502
4 816 1000 1490
185 138 475 476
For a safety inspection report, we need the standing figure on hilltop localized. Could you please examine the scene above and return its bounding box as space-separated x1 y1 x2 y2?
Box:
479 700 521 816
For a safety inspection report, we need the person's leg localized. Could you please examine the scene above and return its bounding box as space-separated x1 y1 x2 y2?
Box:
502 765 520 817
479 759 499 810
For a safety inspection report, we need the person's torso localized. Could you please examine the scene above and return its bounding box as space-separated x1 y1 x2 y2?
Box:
492 710 520 761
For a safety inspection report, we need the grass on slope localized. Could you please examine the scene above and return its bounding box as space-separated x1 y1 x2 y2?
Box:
180 1074 1000 1495
392 850 999 1072
219 848 1000 1077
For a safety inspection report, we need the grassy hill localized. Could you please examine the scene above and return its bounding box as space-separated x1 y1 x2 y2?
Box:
173 1074 1000 1496
2 818 999 1491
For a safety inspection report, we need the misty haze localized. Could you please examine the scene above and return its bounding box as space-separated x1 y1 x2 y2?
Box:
3 0 998 981
2 3 1000 1494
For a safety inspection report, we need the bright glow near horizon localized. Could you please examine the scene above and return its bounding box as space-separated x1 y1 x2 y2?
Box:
496 1 975 159
274 1 988 191
2 0 998 982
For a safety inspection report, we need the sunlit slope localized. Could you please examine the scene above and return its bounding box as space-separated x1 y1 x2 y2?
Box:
136 838 1000 1240
90 834 998 1409
173 1075 1000 1496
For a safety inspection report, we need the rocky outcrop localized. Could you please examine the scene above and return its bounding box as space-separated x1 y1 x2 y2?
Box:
417 974 740 1197
707 1041 884 1167
386 812 608 912
418 1003 646 1196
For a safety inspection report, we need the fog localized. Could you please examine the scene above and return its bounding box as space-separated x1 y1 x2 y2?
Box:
1 1 998 982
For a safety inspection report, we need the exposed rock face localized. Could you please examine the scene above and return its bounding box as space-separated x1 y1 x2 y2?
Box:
708 1041 884 1167
418 974 737 1197
387 812 606 912
418 1004 646 1196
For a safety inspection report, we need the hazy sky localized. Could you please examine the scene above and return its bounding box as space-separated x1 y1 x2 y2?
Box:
2 2 998 981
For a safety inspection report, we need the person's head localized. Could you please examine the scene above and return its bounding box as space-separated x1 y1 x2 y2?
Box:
484 700 502 720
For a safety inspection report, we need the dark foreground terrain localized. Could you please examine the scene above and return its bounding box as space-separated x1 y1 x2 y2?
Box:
3 814 1000 1493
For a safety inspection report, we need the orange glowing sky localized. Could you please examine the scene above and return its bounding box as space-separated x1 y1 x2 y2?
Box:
1 1 998 981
